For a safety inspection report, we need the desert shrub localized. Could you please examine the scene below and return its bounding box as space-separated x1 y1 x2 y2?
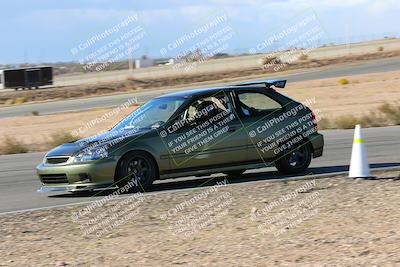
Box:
358 112 386 127
262 55 281 66
377 46 384 52
298 54 309 60
334 115 359 129
14 97 27 105
0 136 28 154
31 111 39 116
5 99 14 105
379 103 400 125
49 132 78 148
338 78 349 85
317 117 332 130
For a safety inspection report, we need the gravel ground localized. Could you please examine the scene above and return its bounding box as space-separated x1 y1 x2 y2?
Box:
1 170 400 266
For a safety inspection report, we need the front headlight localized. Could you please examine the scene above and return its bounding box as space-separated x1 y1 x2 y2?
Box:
42 153 49 164
73 148 108 163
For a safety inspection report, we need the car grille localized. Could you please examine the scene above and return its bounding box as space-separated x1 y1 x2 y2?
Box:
46 157 70 164
40 174 69 184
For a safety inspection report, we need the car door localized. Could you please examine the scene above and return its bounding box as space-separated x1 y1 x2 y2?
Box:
233 89 289 165
162 91 248 170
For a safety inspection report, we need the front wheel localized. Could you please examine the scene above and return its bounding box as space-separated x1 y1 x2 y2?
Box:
115 152 157 192
275 143 312 174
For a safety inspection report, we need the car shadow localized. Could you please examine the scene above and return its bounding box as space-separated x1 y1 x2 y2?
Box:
48 162 400 198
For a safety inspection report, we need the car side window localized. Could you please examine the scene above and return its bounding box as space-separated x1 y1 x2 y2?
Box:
237 92 282 117
174 94 232 128
186 94 231 121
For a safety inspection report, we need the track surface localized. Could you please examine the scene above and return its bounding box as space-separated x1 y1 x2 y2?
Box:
1 57 400 118
0 126 399 214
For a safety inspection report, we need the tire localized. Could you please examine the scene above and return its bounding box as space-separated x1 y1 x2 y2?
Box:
224 169 246 177
115 151 157 192
275 143 312 174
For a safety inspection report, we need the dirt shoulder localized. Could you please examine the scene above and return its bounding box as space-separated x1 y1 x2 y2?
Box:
1 169 400 266
1 50 400 106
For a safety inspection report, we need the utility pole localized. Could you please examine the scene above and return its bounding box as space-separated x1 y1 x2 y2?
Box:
128 46 134 71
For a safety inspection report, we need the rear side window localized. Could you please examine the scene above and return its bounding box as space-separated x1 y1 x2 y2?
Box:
238 92 282 117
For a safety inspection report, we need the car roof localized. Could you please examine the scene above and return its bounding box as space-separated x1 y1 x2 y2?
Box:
156 85 268 99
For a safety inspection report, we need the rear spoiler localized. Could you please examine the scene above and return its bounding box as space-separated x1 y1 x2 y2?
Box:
234 79 287 89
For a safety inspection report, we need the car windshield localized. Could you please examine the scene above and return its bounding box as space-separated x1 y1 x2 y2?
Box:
112 97 186 131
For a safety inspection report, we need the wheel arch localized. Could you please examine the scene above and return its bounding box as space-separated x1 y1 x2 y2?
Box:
275 135 314 158
114 149 160 182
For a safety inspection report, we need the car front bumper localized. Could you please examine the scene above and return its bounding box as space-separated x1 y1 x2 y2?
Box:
36 158 118 192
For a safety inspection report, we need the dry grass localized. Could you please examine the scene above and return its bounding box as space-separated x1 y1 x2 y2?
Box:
262 55 282 67
298 54 309 60
13 97 27 105
317 117 332 130
318 103 400 129
334 115 359 129
379 102 400 124
3 97 28 105
0 136 28 154
0 106 137 154
49 132 79 148
338 78 349 85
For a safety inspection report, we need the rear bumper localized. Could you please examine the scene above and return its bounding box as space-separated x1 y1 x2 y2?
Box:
310 133 324 158
36 158 118 192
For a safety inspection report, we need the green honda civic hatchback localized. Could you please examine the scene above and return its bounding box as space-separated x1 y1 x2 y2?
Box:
36 80 324 193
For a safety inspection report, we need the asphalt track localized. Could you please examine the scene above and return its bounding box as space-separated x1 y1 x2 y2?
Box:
0 126 399 215
1 57 400 119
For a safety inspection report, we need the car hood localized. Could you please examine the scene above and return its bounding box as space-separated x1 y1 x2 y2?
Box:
45 129 150 157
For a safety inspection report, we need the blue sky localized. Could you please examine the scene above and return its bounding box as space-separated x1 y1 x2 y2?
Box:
1 0 399 64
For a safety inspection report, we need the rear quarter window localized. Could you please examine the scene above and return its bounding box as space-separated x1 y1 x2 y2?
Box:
238 92 282 110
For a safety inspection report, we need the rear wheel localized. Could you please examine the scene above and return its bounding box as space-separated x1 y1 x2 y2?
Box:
275 143 312 174
115 151 157 192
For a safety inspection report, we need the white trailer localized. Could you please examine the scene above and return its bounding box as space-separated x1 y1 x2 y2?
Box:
0 70 4 90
